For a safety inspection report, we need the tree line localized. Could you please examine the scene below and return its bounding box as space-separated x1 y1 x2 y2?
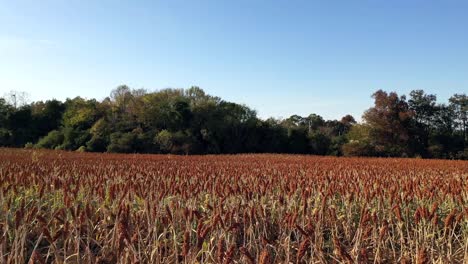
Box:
0 86 466 159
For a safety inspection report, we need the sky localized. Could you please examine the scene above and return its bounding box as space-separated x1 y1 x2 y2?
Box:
1 0 467 120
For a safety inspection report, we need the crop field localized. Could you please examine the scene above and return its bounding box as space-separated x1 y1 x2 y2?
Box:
0 149 467 263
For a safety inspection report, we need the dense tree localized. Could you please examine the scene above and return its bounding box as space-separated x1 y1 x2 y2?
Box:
86 118 110 152
428 104 464 158
7 105 35 146
255 119 288 153
31 100 66 139
363 90 413 156
409 90 437 126
36 130 64 149
107 132 137 153
308 131 331 155
340 115 356 133
62 97 99 129
0 99 11 125
342 124 374 156
305 114 325 132
0 87 465 159
449 94 467 143
407 90 438 157
287 127 309 153
0 99 13 146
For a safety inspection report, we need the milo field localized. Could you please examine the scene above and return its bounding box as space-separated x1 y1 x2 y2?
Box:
0 149 467 263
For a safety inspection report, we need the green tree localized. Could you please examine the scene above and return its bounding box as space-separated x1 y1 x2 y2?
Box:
340 115 356 135
449 93 467 143
31 99 66 139
287 127 309 153
86 118 110 152
7 105 34 146
1 85 465 159
408 90 438 156
107 132 137 153
304 114 325 132
154 129 192 154
0 99 13 146
429 104 462 158
62 97 99 129
36 130 64 149
308 131 331 155
342 124 374 156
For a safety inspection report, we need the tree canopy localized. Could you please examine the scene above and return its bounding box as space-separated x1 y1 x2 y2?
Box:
1 86 466 159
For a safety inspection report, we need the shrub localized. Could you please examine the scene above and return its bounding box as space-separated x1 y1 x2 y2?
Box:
342 141 375 156
107 132 137 153
35 130 64 149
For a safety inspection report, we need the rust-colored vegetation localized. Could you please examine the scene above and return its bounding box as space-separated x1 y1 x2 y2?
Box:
0 148 467 263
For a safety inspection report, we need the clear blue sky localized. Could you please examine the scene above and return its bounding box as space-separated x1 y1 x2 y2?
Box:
1 0 467 120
